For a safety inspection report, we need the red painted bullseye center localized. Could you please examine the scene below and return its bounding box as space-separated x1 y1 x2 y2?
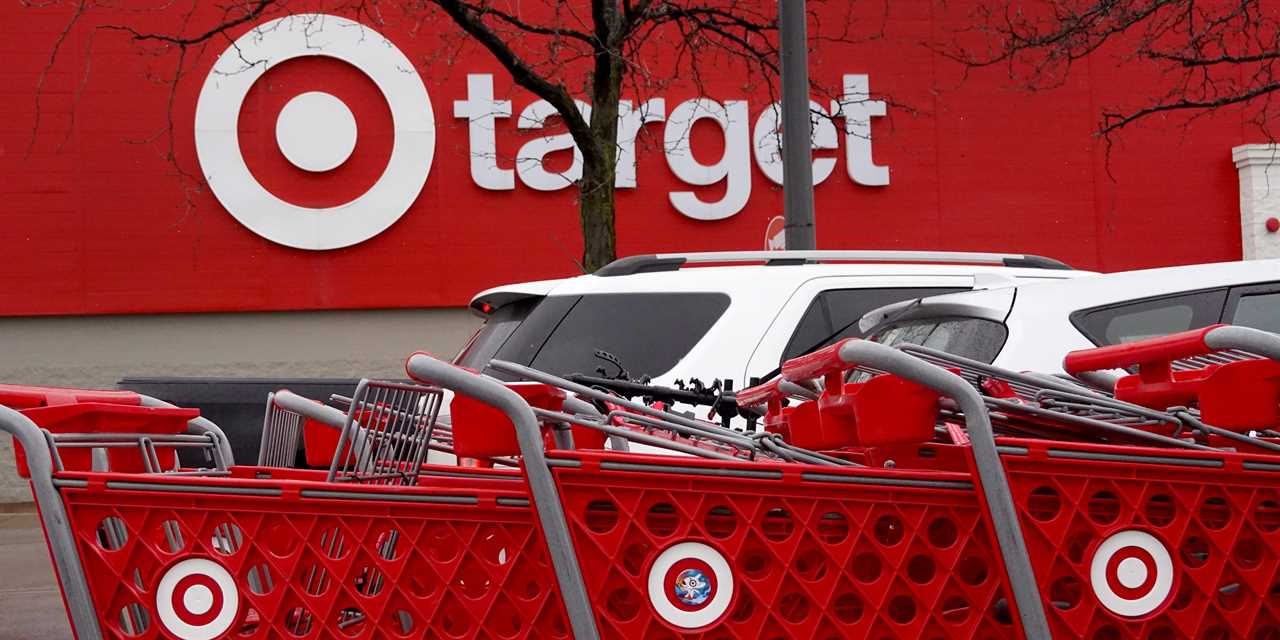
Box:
171 573 224 627
1105 546 1157 600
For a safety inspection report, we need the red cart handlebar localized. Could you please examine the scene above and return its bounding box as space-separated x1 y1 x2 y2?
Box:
1064 325 1223 374
781 339 853 382
734 377 783 407
1063 325 1280 430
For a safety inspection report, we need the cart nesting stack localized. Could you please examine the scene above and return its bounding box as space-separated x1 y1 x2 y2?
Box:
4 325 1280 639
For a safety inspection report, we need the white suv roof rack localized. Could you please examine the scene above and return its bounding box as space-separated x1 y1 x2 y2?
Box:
594 250 1074 277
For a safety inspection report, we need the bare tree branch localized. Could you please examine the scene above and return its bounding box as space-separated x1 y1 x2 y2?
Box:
940 0 1280 138
427 0 595 161
453 0 594 44
27 0 87 157
100 0 281 46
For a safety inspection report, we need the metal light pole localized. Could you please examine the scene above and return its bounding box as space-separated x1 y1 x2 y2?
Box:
779 0 816 249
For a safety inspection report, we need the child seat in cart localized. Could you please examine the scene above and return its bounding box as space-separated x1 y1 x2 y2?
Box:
4 324 1280 638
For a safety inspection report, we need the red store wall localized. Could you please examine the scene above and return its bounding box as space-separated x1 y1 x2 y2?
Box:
0 1 1256 317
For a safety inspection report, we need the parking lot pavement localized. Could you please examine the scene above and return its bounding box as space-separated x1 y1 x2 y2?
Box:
0 509 72 640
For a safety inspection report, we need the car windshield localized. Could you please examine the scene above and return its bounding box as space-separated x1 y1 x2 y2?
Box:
456 292 731 380
868 316 1009 364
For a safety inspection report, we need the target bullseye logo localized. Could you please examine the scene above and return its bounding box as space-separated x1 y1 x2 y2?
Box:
195 14 434 250
1089 530 1174 618
647 542 733 629
156 558 239 640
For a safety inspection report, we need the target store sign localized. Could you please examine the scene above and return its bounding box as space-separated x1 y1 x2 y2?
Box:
17 1 1242 317
194 14 889 250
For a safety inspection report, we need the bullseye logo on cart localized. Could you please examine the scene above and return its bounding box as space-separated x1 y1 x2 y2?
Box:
156 558 240 640
647 541 734 629
1089 529 1175 618
195 13 891 250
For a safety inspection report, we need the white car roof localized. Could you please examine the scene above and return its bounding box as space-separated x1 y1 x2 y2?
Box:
860 258 1280 329
1012 258 1280 309
471 250 1093 310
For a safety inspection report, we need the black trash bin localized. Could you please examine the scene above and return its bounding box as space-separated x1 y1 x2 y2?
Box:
116 377 361 466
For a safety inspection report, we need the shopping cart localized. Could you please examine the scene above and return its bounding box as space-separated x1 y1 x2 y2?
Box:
1 377 573 640
4 325 1280 639
733 324 1280 637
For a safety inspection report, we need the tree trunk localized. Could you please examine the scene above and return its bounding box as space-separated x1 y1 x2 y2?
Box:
576 0 624 273
578 98 619 272
578 149 617 272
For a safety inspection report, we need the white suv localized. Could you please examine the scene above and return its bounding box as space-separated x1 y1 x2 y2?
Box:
454 251 1091 391
860 258 1280 373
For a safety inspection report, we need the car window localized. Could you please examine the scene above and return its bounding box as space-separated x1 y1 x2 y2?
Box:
781 287 965 362
868 317 1009 364
1102 305 1194 343
1227 288 1280 334
467 292 731 380
460 295 580 371
1071 289 1228 346
454 297 541 367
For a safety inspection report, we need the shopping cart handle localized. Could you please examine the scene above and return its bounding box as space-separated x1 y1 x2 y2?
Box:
1063 325 1223 374
272 390 348 430
737 378 819 408
781 338 856 383
736 378 784 407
